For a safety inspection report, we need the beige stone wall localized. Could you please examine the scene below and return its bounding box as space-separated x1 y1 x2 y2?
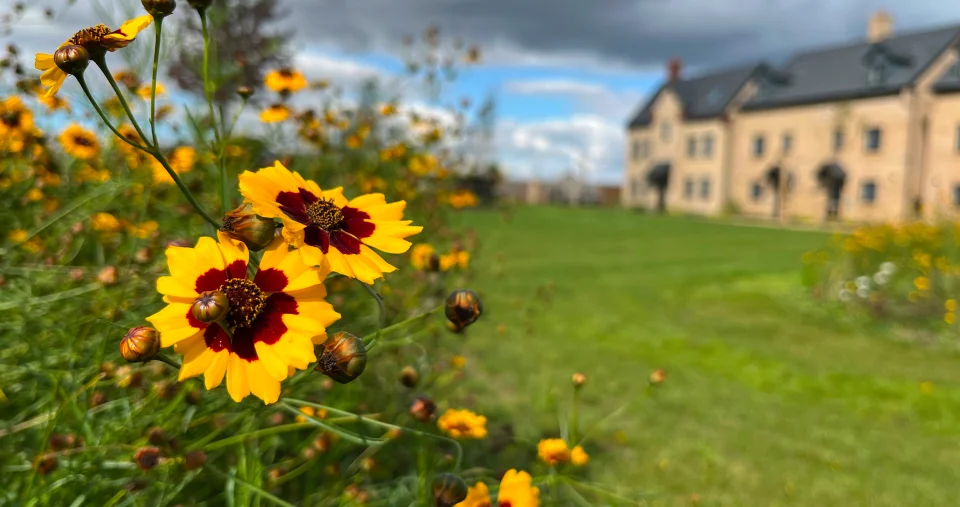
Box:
666 120 727 215
924 92 960 218
622 89 683 209
731 95 911 223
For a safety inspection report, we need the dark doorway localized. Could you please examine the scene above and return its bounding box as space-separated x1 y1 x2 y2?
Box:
646 162 671 213
765 166 781 218
817 163 846 220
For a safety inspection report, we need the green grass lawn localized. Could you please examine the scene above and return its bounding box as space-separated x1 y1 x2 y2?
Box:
455 206 960 507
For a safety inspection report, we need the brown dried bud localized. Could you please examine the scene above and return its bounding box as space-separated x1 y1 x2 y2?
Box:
191 290 230 323
185 388 202 406
187 0 212 12
312 433 332 453
53 45 89 76
315 332 367 384
155 380 178 399
649 368 667 386
432 473 468 507
116 366 143 388
220 204 276 251
97 265 118 285
134 446 161 471
360 457 376 472
69 268 84 282
90 390 107 408
35 455 58 475
141 0 176 18
445 289 482 330
399 365 419 388
236 85 254 99
409 396 437 422
120 326 161 363
147 427 167 446
48 433 78 451
572 372 587 388
184 450 207 470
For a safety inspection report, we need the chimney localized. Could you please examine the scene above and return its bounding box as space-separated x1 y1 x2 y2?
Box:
867 10 893 43
667 58 683 82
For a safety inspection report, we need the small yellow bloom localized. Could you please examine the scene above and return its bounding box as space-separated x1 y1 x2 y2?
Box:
448 189 479 209
537 438 571 466
22 238 43 254
38 94 70 112
150 146 196 184
8 229 29 243
437 408 487 439
946 299 957 312
451 355 466 369
440 250 470 272
914 276 930 292
25 188 43 202
91 212 122 233
265 68 307 94
346 135 362 149
410 244 436 270
260 104 290 123
946 312 956 325
455 470 540 507
137 82 166 100
127 220 158 239
295 406 316 423
58 123 100 160
379 103 397 116
570 445 589 466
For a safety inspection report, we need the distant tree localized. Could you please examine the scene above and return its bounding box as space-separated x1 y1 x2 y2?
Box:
167 0 291 105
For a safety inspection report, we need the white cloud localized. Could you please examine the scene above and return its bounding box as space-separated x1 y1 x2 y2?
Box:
292 52 384 87
504 79 609 97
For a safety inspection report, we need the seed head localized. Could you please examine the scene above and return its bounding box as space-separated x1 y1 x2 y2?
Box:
649 368 667 386
191 290 230 323
220 203 276 251
572 372 587 388
409 396 437 422
187 0 213 12
315 332 367 384
53 45 89 76
445 289 482 330
35 455 58 475
236 85 254 99
184 450 207 470
141 0 176 18
432 473 468 507
399 365 419 388
120 326 161 363
134 446 161 471
146 427 167 446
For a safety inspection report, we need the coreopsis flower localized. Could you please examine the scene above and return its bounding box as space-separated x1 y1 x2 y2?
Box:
537 438 570 466
90 212 121 233
448 189 479 209
238 161 423 283
433 473 469 507
570 445 589 466
34 15 154 98
127 220 159 239
0 96 35 151
150 146 196 184
58 124 100 160
440 250 470 271
137 82 166 100
113 70 141 90
264 68 307 95
146 234 341 404
455 470 540 507
410 244 437 271
437 408 487 439
38 94 69 112
260 104 290 123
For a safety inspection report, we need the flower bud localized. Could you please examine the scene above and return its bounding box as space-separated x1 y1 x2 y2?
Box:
147 427 167 446
120 326 161 363
187 0 212 12
54 45 89 76
97 265 118 285
134 446 161 471
399 365 419 388
90 390 107 408
35 454 58 475
237 85 254 99
409 396 437 422
428 253 441 272
315 332 367 384
572 372 587 388
142 0 176 17
184 450 207 470
191 290 230 323
432 473 468 507
220 204 276 251
185 388 202 405
445 289 482 329
649 368 667 386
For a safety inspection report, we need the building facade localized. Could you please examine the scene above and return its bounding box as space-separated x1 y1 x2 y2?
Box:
624 11 960 224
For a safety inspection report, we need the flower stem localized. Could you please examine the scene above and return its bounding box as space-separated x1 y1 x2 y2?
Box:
149 18 163 148
153 353 181 370
199 11 228 211
92 57 152 151
151 150 222 229
74 75 149 152
360 281 386 349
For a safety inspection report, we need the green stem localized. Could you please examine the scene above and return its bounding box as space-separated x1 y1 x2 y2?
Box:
149 18 163 148
200 12 222 146
74 75 150 152
151 150 222 229
152 353 181 370
278 401 387 447
92 57 152 150
360 281 386 349
570 387 581 445
206 465 297 507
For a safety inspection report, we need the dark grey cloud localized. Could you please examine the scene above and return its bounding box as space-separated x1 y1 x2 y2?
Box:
280 0 960 72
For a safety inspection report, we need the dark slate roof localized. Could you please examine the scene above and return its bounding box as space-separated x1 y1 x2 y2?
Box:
744 25 960 110
627 64 761 128
934 60 960 93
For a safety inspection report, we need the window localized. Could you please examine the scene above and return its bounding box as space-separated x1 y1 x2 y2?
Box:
861 181 877 203
782 133 793 154
865 127 882 152
955 125 960 152
684 178 694 199
687 135 697 157
954 185 960 206
700 178 711 200
702 134 714 157
753 135 765 157
751 183 763 201
660 121 671 142
833 129 844 152
631 139 644 161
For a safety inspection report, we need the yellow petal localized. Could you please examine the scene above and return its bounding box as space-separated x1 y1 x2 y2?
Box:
226 354 250 402
246 360 281 404
362 235 413 254
35 53 55 71
205 350 229 390
178 338 217 380
107 14 153 42
272 332 316 370
254 342 289 381
157 275 198 298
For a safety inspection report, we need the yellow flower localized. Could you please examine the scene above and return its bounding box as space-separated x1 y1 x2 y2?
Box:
91 212 121 233
570 445 589 466
34 15 154 98
379 103 397 116
451 355 466 369
238 161 423 284
946 299 957 312
946 312 956 325
151 146 196 184
455 471 540 507
137 82 166 100
76 165 112 184
346 135 362 149
22 238 43 254
537 438 571 466
295 406 316 423
914 276 930 292
8 229 28 243
260 104 291 123
448 189 479 209
58 124 100 160
410 244 436 270
44 198 60 213
409 154 437 176
437 408 487 439
25 188 43 202
127 220 158 239
440 250 470 271
145 234 341 404
265 68 307 94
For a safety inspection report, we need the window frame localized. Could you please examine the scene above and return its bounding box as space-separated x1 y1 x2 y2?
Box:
753 135 765 158
861 180 877 204
864 127 882 153
700 177 711 200
686 135 697 158
702 133 714 158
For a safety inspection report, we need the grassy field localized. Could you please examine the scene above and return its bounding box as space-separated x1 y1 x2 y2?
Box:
455 206 960 506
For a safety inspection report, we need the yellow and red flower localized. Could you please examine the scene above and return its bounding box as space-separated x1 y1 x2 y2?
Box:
437 408 487 439
34 15 154 98
58 124 100 160
265 68 308 95
455 470 540 507
260 104 291 123
146 234 340 404
239 161 422 283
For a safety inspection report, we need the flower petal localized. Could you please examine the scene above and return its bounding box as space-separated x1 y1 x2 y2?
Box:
205 350 229 390
226 354 251 402
246 360 281 404
254 341 289 382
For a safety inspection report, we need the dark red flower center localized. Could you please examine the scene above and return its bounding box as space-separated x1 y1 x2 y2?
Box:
69 24 112 45
306 198 344 230
2 111 22 128
219 278 267 328
73 134 95 147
